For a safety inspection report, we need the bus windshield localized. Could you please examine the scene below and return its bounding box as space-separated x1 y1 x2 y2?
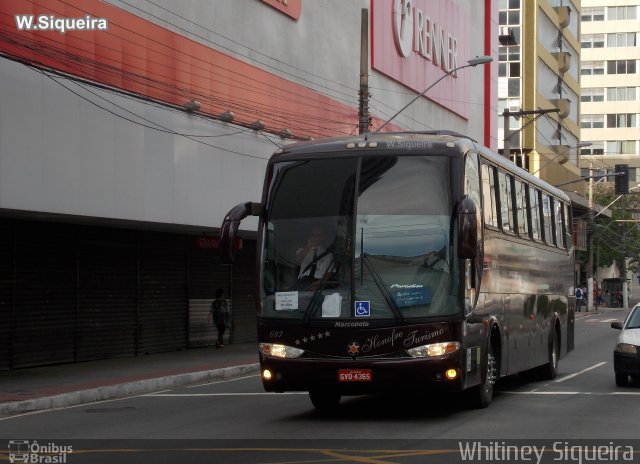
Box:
260 154 459 321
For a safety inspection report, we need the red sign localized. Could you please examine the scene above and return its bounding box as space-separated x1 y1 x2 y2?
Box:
260 0 301 20
195 237 220 249
371 0 471 119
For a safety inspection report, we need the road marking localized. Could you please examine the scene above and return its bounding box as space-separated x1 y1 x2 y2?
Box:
145 392 308 397
187 374 259 389
552 362 607 384
503 391 640 396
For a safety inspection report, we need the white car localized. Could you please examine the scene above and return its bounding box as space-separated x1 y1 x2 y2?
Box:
611 304 640 386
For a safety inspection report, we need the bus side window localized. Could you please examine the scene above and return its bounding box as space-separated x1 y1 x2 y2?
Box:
553 199 564 248
541 193 554 246
498 171 514 234
481 164 499 228
514 179 529 238
564 203 573 249
529 187 541 241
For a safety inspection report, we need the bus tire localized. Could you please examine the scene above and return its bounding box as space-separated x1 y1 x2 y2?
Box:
468 342 496 409
615 373 628 387
309 390 341 411
539 330 559 380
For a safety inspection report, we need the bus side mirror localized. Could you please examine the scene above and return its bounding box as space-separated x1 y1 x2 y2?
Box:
219 201 262 264
457 197 477 259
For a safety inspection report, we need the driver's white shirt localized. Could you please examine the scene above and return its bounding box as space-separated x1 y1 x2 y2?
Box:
297 246 333 279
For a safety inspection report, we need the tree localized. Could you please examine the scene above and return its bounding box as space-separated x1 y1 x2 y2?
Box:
591 183 640 275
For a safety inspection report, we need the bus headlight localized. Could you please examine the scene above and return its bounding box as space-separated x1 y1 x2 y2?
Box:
259 343 304 358
406 341 461 358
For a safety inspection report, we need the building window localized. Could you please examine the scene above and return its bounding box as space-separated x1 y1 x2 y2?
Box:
582 143 605 156
581 34 605 48
607 32 638 47
581 61 605 75
608 6 637 20
607 87 639 102
581 88 605 102
606 140 638 155
508 78 520 97
606 114 638 128
581 7 605 21
607 60 638 75
581 115 605 129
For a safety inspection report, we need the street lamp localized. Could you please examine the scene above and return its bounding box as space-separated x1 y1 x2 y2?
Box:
530 142 592 176
375 55 493 133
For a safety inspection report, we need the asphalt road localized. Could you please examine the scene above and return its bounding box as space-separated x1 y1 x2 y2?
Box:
1 308 638 463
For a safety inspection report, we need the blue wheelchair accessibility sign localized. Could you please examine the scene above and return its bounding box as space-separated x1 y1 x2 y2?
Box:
354 301 370 317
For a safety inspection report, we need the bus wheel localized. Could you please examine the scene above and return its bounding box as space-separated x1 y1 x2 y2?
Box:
615 373 629 387
539 331 558 380
309 390 341 411
469 344 496 409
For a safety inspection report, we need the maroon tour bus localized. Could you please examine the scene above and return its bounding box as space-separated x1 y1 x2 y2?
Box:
220 131 575 410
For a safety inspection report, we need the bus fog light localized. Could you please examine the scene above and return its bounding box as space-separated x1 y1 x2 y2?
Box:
263 369 273 380
445 369 458 380
406 342 461 358
259 343 304 358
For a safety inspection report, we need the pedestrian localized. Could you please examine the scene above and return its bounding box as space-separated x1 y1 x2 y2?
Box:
209 288 231 348
575 285 584 312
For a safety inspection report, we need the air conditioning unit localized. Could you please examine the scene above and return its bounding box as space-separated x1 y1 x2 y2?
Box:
499 26 517 46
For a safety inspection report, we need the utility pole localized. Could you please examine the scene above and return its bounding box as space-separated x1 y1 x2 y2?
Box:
587 160 594 311
622 196 629 309
358 8 370 134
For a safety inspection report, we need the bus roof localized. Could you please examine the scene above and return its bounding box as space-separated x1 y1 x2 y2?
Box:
272 131 571 203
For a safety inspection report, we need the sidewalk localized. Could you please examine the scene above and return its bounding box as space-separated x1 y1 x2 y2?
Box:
0 343 259 417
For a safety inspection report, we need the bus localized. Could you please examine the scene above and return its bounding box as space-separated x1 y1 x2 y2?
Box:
219 130 575 410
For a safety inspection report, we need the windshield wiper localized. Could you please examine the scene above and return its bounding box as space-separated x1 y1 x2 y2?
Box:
361 252 406 324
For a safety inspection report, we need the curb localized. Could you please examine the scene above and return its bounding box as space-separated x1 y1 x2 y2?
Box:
0 363 260 417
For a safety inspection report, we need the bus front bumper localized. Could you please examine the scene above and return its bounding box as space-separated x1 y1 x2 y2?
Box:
260 354 467 394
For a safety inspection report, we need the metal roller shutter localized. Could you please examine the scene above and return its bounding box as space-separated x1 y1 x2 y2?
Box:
138 232 188 354
12 222 77 368
77 227 137 361
230 239 258 343
0 220 13 370
188 240 230 347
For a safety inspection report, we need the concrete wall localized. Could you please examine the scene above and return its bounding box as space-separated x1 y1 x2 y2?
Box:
0 58 267 230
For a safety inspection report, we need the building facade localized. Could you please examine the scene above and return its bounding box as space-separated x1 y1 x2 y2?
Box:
498 0 583 192
579 0 640 303
0 0 498 369
580 0 639 191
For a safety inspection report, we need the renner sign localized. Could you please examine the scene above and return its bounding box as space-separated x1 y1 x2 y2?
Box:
372 0 471 119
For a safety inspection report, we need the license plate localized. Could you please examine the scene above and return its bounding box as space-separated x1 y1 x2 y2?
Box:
338 369 372 382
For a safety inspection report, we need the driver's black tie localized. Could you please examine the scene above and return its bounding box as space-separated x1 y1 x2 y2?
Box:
308 248 318 278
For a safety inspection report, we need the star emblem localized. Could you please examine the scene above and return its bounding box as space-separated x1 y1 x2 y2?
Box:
347 342 360 357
